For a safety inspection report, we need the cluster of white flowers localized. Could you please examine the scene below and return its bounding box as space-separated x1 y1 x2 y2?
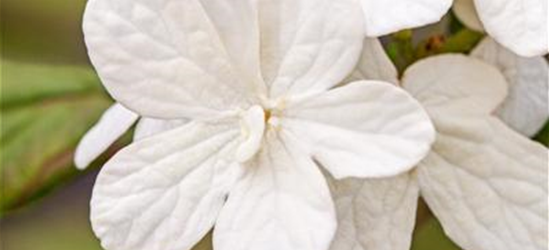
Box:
75 0 548 250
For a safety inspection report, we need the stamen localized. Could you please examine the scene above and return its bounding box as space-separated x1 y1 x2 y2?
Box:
264 109 272 123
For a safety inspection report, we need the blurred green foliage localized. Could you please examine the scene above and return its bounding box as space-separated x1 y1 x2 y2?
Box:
2 177 214 250
1 60 112 213
2 181 104 250
386 18 483 74
2 0 90 63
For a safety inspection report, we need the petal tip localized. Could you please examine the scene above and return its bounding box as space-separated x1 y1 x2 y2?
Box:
73 149 90 170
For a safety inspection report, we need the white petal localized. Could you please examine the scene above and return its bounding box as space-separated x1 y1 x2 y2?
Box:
259 0 365 99
452 0 485 32
197 0 264 92
214 130 336 250
283 81 435 179
83 0 263 119
471 38 549 136
329 174 419 250
133 118 188 141
344 38 399 84
403 53 548 250
91 121 243 250
473 0 549 57
417 118 548 250
360 0 452 36
402 54 508 116
74 103 138 170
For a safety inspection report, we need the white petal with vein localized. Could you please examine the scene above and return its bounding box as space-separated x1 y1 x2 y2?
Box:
133 118 187 141
403 54 548 250
360 0 452 36
344 38 399 84
214 130 336 250
283 81 435 179
91 121 243 250
418 117 548 250
329 174 419 250
473 0 549 57
403 54 508 117
471 37 549 136
83 0 263 119
259 0 364 99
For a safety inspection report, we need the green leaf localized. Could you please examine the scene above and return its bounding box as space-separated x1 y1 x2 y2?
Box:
2 0 89 63
0 60 112 213
533 120 549 146
386 30 415 75
414 28 484 62
439 29 484 54
411 217 462 250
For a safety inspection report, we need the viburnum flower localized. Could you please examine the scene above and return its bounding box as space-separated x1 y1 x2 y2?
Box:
453 0 549 57
78 1 436 250
330 39 548 250
75 0 457 170
74 0 457 170
76 36 549 170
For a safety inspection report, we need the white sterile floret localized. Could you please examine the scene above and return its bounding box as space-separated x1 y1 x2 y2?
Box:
453 0 549 57
330 42 548 250
80 1 436 250
404 55 548 250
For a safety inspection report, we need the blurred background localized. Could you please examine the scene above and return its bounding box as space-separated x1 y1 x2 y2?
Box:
1 1 547 250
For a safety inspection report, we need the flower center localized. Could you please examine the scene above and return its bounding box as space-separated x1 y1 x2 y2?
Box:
264 109 272 123
236 97 286 163
259 96 285 128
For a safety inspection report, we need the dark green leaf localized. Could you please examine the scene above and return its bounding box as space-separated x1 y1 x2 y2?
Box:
411 217 462 250
533 120 549 146
2 0 89 63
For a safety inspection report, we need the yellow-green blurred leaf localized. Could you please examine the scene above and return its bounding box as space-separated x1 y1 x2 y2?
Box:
439 29 484 53
411 217 462 250
1 60 112 213
2 175 213 250
2 0 89 63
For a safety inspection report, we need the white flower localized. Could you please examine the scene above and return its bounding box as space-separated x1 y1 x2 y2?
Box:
76 36 549 170
74 0 456 170
330 39 548 250
453 0 549 57
79 1 436 250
